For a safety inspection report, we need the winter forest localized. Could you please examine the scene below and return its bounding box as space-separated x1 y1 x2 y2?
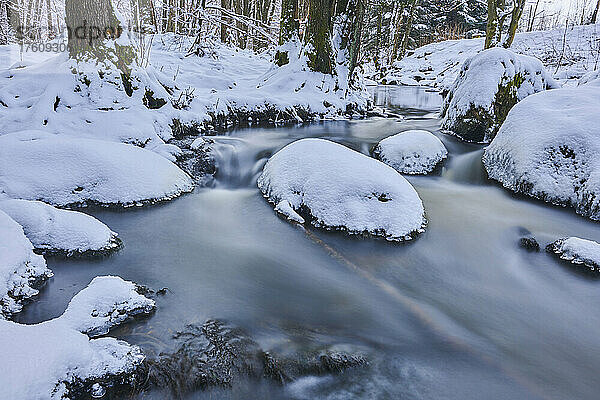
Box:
1 0 600 399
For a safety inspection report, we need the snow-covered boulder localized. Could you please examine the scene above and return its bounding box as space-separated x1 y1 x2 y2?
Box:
547 237 600 273
441 48 557 143
0 276 154 399
0 199 121 257
0 210 52 318
257 139 426 241
483 81 600 220
373 130 448 175
0 130 194 208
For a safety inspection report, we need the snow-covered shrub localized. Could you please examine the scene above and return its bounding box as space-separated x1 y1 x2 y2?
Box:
0 210 52 318
547 237 600 273
483 80 600 220
0 199 121 257
373 130 448 175
0 130 194 208
0 276 155 399
441 47 557 143
257 139 426 241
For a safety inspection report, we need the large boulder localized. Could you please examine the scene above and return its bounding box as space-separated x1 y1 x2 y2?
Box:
373 130 448 175
483 80 600 220
0 130 194 208
257 139 426 241
441 47 558 143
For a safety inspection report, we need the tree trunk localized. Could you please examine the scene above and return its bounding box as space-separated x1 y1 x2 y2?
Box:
220 0 230 43
591 0 600 24
0 0 9 45
503 0 525 48
485 0 500 49
399 0 419 59
65 0 135 72
304 0 335 74
275 0 299 66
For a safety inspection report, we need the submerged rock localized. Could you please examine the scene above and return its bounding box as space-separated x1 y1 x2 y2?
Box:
257 138 426 241
373 130 448 175
547 237 600 273
483 80 600 220
0 199 122 258
441 48 557 143
519 237 540 252
0 276 155 400
0 130 194 208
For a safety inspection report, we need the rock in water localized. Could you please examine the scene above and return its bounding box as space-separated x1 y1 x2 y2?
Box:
0 130 194 208
547 237 600 273
441 48 557 143
257 138 426 241
373 130 448 175
0 199 122 258
483 80 600 220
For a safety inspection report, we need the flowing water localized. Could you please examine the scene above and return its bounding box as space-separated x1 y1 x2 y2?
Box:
17 86 600 400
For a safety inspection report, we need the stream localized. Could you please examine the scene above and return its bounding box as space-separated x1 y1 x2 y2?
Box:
17 86 600 400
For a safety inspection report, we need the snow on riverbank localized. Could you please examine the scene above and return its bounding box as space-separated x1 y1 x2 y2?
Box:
373 130 447 174
0 210 52 318
0 131 194 208
258 139 426 241
0 199 121 257
0 276 155 400
383 24 600 90
483 79 600 221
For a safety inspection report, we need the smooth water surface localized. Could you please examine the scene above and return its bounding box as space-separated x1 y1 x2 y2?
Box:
18 86 600 400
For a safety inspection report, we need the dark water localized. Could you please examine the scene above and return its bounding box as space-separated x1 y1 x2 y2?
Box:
18 86 600 400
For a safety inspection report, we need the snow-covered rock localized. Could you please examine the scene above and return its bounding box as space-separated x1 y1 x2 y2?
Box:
0 210 52 318
373 130 448 174
257 139 426 241
0 130 194 208
441 48 557 143
0 276 154 399
547 237 600 272
0 199 121 257
483 81 600 220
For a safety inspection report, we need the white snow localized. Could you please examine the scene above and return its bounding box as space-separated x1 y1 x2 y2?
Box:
257 139 426 241
0 130 194 208
0 276 154 400
373 130 448 174
548 237 600 269
383 24 600 90
0 210 52 318
0 199 121 256
483 80 600 220
441 47 557 143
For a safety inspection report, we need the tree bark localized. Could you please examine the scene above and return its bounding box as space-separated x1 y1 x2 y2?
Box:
485 0 500 49
399 0 419 58
304 0 335 74
591 0 600 24
503 0 525 48
275 0 299 66
0 0 9 45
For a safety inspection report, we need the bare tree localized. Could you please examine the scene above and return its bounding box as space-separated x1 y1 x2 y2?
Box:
485 0 526 49
591 0 600 24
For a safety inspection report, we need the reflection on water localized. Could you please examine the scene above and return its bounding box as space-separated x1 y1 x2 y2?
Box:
17 86 600 400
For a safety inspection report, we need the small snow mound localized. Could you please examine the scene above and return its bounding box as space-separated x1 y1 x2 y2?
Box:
441 47 557 143
0 210 52 318
0 130 194 208
547 237 600 272
0 276 154 399
373 130 448 175
483 82 600 220
61 276 156 337
257 139 426 241
0 199 121 257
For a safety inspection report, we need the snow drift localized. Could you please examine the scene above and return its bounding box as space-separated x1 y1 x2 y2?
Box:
373 130 448 174
257 138 426 241
0 276 155 400
483 80 600 220
441 47 557 143
0 130 194 208
0 210 52 318
0 199 121 257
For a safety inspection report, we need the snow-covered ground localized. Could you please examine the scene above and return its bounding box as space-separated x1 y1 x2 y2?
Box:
0 276 155 400
0 199 121 257
483 79 600 221
257 138 426 241
547 237 600 272
382 24 600 90
373 130 448 174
